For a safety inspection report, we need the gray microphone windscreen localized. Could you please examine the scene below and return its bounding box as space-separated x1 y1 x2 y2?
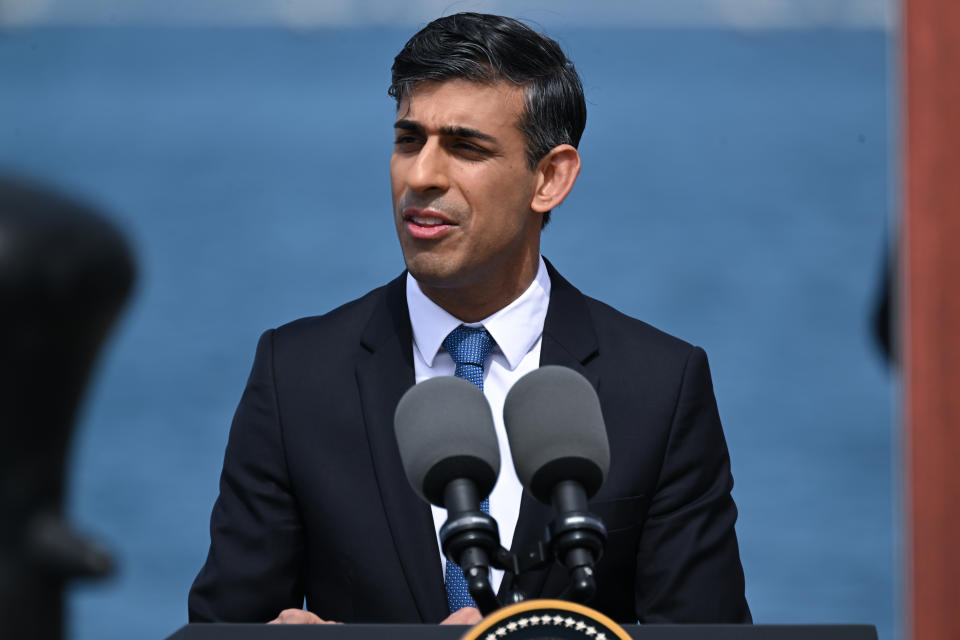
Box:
394 376 500 506
503 366 609 503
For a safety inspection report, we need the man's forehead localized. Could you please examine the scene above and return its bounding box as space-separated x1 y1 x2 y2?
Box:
395 79 525 126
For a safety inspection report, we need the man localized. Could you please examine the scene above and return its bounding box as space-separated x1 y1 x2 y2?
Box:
188 13 750 626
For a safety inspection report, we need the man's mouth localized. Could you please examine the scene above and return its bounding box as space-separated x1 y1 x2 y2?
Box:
403 207 455 224
402 207 457 239
409 215 447 226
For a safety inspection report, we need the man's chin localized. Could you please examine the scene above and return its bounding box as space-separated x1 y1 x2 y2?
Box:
403 256 466 290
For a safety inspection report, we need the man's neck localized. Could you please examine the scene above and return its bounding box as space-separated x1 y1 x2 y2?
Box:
416 254 540 323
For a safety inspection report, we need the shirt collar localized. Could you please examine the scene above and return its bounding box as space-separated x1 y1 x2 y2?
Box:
406 256 552 370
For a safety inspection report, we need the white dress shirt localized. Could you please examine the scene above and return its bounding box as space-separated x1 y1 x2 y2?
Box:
406 256 551 594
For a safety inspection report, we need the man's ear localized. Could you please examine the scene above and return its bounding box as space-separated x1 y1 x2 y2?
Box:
530 144 581 214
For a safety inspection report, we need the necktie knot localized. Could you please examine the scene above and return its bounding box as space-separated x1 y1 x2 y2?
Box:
442 326 494 390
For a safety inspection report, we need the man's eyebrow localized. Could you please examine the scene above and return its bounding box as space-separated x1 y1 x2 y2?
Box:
438 125 497 143
394 119 423 134
393 119 498 144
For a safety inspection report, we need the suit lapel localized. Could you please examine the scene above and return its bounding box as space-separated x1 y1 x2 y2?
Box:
538 260 601 388
506 260 601 600
356 274 448 622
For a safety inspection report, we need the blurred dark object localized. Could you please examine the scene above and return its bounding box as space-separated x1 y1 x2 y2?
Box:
0 177 135 639
871 244 898 368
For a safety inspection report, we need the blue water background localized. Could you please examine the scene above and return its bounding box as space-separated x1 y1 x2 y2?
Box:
0 27 895 640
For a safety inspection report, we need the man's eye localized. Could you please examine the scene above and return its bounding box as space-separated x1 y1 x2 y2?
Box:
454 142 488 156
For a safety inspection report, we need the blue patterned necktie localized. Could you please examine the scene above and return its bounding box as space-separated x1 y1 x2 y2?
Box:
441 324 495 613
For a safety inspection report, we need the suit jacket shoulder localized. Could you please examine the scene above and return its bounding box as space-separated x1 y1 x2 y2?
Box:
271 277 395 356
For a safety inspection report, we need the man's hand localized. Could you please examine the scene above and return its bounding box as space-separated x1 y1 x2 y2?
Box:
440 606 482 625
268 609 339 624
268 606 480 626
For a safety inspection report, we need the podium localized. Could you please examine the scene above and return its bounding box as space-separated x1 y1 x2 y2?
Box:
166 625 878 640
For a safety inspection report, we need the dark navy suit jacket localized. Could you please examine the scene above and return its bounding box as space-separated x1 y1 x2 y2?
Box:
188 262 751 624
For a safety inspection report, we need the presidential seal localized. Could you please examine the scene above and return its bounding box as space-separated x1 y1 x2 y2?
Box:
461 599 632 640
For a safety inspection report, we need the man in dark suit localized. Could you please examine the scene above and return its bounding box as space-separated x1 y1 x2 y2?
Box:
188 13 750 626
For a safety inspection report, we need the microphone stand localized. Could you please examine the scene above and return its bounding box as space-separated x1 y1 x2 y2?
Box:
439 479 508 615
440 478 607 613
548 480 607 603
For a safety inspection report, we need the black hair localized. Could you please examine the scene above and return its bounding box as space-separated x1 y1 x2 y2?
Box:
389 13 586 226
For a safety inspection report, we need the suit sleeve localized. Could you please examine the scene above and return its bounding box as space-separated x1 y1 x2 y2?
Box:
188 329 306 622
635 346 751 623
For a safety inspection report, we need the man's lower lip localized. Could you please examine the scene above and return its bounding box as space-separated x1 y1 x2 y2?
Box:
405 220 455 239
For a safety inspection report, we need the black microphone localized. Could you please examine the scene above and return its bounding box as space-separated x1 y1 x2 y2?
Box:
502 366 610 603
394 376 502 614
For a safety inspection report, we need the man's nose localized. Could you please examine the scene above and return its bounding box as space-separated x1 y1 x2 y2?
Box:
406 139 449 193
